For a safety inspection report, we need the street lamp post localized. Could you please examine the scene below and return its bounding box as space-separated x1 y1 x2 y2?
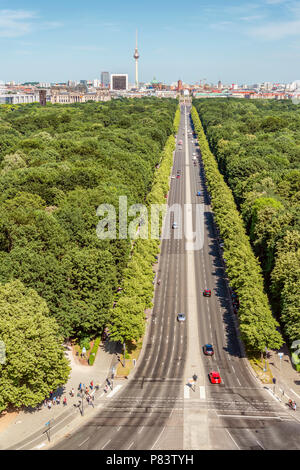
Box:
77 388 84 416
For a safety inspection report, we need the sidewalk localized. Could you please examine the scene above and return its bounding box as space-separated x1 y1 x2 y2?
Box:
0 339 119 449
264 343 300 412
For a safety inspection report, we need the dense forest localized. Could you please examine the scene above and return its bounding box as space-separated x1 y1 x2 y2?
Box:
0 98 178 341
193 98 300 346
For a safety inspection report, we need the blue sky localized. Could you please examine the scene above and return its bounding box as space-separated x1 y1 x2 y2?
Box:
1 0 300 84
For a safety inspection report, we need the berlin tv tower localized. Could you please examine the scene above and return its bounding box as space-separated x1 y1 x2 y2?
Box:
133 30 140 88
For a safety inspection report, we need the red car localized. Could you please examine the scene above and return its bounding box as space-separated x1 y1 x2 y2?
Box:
209 371 221 384
203 289 211 297
176 174 180 179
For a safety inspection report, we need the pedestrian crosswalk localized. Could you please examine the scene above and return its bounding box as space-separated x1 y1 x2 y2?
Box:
106 385 123 398
184 384 206 400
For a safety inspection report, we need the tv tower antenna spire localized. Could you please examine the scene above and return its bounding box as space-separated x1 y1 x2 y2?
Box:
133 29 140 88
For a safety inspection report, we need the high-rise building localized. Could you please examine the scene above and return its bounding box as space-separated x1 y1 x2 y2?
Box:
133 30 140 88
101 72 110 88
110 74 128 91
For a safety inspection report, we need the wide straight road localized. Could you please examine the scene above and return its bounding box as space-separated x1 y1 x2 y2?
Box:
53 105 300 450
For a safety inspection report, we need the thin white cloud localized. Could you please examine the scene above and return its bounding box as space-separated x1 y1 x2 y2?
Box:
75 45 105 51
240 15 265 21
265 0 288 4
0 9 62 38
0 9 37 37
250 19 300 39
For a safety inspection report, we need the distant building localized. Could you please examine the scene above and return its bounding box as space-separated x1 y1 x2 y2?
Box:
110 74 128 91
0 93 40 104
218 80 222 89
39 89 47 106
51 90 110 104
93 79 101 88
101 72 110 88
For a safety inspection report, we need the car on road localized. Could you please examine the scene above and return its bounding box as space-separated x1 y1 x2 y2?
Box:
209 371 221 384
176 174 181 179
172 222 178 229
177 313 186 322
203 289 211 297
203 344 214 356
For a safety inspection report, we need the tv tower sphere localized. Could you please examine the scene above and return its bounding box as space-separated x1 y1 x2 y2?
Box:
133 30 140 87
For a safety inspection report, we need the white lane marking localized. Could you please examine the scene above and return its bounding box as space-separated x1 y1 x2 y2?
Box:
106 385 122 398
218 414 282 420
290 388 300 399
78 437 89 448
127 441 134 449
199 386 206 399
101 439 111 449
256 439 265 450
35 443 46 449
225 429 241 450
265 387 281 402
138 426 144 434
151 426 166 450
16 409 77 450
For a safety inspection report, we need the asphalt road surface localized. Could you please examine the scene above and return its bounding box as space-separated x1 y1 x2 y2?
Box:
52 105 300 451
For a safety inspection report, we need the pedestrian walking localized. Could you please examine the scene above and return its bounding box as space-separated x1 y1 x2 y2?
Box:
44 399 47 407
53 396 56 405
70 388 75 397
90 380 93 390
56 397 60 405
95 383 100 390
85 387 89 395
78 383 82 391
49 390 53 399
48 401 52 410
86 394 90 403
63 397 67 406
104 384 108 393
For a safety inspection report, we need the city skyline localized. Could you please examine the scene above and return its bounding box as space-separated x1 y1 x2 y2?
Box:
1 0 300 83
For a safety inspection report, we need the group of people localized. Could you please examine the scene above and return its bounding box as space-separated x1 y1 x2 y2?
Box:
44 376 118 411
44 380 99 410
44 391 67 409
77 381 98 405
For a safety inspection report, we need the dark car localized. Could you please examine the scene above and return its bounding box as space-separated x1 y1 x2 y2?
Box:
203 289 211 297
177 313 186 322
203 344 214 356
